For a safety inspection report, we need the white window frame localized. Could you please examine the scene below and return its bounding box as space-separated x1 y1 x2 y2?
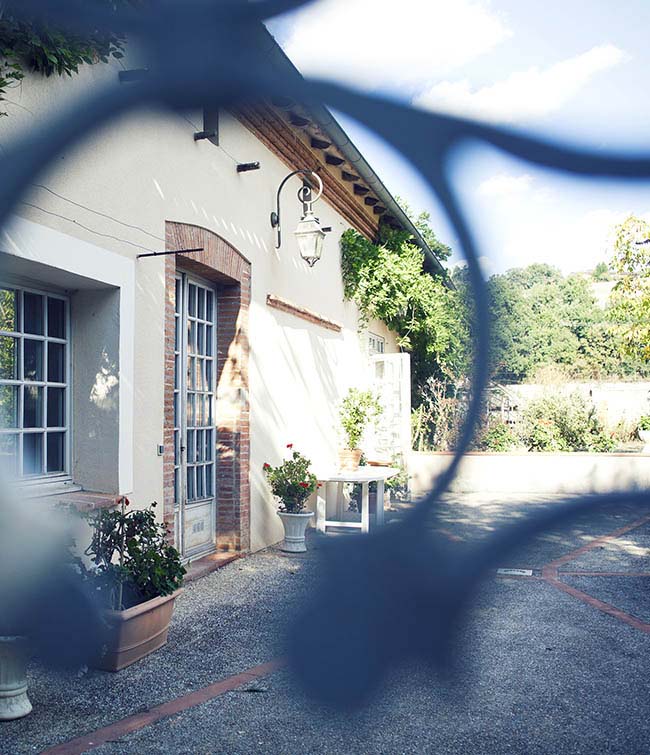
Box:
0 281 72 484
368 332 386 355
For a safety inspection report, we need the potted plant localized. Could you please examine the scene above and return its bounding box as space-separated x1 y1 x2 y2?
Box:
638 415 650 448
263 445 318 552
82 497 185 671
338 388 382 471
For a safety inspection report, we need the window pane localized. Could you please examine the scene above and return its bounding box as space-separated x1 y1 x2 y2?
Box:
0 434 18 475
23 433 43 475
0 288 17 332
0 336 18 379
24 386 43 427
47 342 65 383
0 385 18 428
188 284 196 317
187 466 195 500
174 316 180 351
47 387 65 428
206 325 213 356
187 430 195 463
198 323 204 355
46 432 65 473
197 287 205 320
197 465 204 498
23 293 44 335
188 321 196 354
47 298 65 338
175 278 181 314
24 339 44 381
196 430 204 462
206 290 213 323
206 466 213 497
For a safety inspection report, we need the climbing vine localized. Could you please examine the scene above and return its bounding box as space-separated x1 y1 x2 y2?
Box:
0 2 137 114
340 223 470 407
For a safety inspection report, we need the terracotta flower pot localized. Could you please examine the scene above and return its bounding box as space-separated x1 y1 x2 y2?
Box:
338 448 362 472
93 589 182 672
0 636 32 720
278 511 314 553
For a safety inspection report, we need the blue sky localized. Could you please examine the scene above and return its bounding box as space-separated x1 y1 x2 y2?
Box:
268 0 650 275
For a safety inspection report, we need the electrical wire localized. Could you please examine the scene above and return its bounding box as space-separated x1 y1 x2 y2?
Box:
18 201 158 253
30 183 164 242
177 111 243 166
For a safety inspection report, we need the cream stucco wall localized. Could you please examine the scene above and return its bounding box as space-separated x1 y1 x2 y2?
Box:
0 58 401 551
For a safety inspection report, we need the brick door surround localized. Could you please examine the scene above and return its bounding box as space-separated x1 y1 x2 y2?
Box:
164 221 251 554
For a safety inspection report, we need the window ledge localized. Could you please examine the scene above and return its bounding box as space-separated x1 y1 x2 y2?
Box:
10 480 117 513
52 490 117 513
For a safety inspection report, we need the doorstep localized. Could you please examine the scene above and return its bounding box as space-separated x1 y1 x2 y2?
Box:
184 551 243 583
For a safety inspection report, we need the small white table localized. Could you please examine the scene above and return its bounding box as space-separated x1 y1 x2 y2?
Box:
315 467 399 534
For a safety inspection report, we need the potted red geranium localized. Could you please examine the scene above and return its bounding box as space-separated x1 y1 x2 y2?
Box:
263 445 318 552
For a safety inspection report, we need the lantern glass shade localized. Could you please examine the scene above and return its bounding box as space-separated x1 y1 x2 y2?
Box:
294 211 325 267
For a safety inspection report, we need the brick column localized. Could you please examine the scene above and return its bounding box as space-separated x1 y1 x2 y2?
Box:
164 222 251 555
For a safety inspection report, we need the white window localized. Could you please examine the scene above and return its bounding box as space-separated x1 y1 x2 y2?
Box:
0 285 70 480
368 332 385 355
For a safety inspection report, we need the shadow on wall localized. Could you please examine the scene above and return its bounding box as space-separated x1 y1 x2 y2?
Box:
72 287 120 494
248 310 350 549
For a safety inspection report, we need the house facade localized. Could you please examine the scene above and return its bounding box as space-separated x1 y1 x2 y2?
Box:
0 31 434 559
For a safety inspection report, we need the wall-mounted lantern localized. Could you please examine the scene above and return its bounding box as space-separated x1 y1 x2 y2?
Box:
270 169 325 267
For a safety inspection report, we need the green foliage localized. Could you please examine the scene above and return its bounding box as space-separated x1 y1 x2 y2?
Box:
263 447 318 513
338 387 382 449
479 422 518 452
638 415 650 431
486 263 647 382
609 215 650 362
340 227 470 404
520 392 614 453
83 498 185 611
0 2 136 113
592 262 610 281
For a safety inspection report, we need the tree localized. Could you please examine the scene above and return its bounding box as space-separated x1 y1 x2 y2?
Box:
485 263 645 382
609 215 650 361
340 224 469 407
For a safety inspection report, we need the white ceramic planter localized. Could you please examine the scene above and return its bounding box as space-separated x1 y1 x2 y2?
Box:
0 636 32 721
278 511 314 553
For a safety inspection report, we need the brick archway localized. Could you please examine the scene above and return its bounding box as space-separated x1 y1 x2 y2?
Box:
164 221 251 554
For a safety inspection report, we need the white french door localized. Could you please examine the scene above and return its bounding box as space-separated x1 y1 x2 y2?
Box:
174 273 217 560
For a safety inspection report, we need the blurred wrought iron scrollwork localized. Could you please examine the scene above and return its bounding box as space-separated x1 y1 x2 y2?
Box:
2 0 650 707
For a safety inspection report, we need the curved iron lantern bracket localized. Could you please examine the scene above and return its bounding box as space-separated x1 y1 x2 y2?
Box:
270 169 323 251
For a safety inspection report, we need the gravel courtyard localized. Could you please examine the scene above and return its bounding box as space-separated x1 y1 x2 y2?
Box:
3 493 650 755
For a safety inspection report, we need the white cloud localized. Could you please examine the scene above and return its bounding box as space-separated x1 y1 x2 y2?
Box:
497 208 638 273
279 0 511 88
414 44 626 123
477 173 533 197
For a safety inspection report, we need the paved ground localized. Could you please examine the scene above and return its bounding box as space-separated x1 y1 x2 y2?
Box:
4 493 650 754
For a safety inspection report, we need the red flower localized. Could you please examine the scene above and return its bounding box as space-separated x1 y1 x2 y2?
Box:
263 462 271 470
286 443 293 449
299 482 309 488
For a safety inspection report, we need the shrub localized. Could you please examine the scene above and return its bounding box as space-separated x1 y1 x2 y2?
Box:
639 415 650 432
339 388 382 450
520 392 614 452
83 498 185 611
479 422 519 452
